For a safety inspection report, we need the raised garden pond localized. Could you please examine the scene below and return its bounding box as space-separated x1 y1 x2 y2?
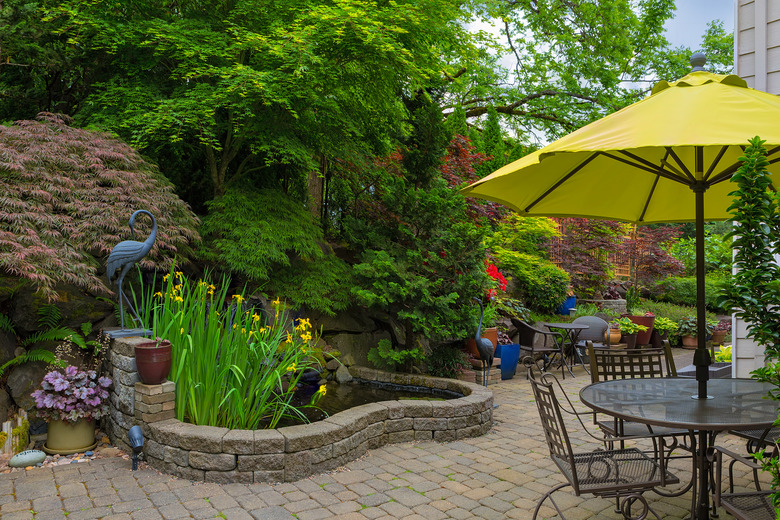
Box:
106 336 494 484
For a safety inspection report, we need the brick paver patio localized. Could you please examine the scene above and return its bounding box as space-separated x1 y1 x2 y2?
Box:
0 349 766 519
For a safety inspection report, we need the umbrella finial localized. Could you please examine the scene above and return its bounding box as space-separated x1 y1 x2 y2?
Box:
690 52 707 72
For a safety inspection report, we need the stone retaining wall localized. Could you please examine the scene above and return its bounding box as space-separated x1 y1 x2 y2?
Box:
106 336 493 483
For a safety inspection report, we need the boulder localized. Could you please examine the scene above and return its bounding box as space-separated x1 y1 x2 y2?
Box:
7 361 49 411
310 309 376 334
11 283 114 334
326 330 391 367
0 330 16 367
0 389 12 423
335 365 353 383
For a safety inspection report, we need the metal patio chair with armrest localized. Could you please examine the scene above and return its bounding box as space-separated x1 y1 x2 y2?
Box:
511 318 566 379
586 343 695 498
708 445 776 520
525 357 678 520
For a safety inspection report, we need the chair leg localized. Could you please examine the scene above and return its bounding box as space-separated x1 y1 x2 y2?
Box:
532 482 571 520
619 493 662 520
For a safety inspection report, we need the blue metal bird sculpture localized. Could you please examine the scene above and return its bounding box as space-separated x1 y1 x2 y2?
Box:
107 210 157 328
473 297 495 387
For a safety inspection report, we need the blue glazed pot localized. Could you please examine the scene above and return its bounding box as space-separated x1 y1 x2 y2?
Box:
498 344 521 380
557 296 577 316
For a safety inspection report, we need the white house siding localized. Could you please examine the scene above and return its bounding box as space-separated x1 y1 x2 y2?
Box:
734 0 780 377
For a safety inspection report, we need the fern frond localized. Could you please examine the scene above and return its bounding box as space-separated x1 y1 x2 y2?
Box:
0 313 14 334
80 322 93 337
21 327 86 349
0 349 62 378
36 304 62 330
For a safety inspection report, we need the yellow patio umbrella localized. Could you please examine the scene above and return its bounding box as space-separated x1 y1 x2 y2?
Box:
462 54 780 399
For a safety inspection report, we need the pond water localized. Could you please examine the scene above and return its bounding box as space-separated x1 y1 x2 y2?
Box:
273 378 464 427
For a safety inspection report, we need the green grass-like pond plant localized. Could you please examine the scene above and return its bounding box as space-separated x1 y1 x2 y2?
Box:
141 268 322 429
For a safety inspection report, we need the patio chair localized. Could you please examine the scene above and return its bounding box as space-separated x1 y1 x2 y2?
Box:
708 445 775 520
526 358 678 520
587 343 694 498
511 318 566 379
572 315 611 350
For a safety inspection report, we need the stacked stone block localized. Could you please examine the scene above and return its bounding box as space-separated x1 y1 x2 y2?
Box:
105 336 149 452
140 367 493 484
105 333 494 484
135 381 176 423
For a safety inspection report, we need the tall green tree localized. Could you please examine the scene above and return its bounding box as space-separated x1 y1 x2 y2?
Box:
447 2 733 140
40 0 479 207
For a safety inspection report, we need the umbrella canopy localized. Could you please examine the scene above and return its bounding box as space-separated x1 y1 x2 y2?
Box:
462 54 780 399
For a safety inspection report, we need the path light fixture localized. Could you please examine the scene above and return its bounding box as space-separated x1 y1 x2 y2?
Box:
128 425 144 470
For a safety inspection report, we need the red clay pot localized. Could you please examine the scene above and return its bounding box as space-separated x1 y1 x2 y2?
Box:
624 315 655 345
465 327 498 358
135 339 172 385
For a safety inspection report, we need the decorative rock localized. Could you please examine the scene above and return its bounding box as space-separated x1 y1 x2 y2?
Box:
85 451 94 456
9 450 46 468
325 359 340 371
335 365 353 383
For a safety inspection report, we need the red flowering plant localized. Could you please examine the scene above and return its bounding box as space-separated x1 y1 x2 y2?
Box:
485 262 508 300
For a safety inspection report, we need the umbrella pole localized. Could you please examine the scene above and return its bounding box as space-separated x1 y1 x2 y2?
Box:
693 182 712 399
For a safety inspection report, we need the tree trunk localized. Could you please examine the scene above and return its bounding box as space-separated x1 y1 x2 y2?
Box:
307 154 326 222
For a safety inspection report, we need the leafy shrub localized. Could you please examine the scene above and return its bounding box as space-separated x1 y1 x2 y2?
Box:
426 343 470 379
642 300 718 326
651 273 731 313
667 230 733 275
199 189 352 315
367 339 425 373
491 247 570 314
0 113 199 299
347 174 488 345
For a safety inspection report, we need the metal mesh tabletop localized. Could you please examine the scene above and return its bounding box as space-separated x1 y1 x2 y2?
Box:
580 378 778 431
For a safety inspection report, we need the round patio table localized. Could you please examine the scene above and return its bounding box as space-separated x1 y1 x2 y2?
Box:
580 377 778 520
544 322 589 377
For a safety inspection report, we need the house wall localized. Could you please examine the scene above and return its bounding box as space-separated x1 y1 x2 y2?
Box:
734 0 780 377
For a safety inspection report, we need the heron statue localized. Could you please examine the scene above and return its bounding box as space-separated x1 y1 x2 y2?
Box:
106 210 157 329
473 297 495 387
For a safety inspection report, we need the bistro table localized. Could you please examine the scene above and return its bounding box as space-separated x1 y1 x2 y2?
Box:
544 322 589 377
580 377 778 519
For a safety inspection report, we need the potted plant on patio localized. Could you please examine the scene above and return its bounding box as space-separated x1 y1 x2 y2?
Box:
653 317 679 340
711 319 731 346
615 317 648 349
677 317 715 349
32 366 112 455
606 321 622 345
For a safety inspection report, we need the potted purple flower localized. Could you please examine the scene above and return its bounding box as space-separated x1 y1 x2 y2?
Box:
32 366 112 455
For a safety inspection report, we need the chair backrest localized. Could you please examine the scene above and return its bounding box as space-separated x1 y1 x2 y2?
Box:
572 316 610 345
526 363 579 490
588 345 674 383
511 318 539 348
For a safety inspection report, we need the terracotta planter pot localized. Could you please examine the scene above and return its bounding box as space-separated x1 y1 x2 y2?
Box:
711 330 728 345
135 339 172 385
605 330 622 345
624 315 655 345
465 327 498 358
43 419 97 455
681 335 698 349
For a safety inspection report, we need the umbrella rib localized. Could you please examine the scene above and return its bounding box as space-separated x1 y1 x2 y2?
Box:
666 147 696 183
524 152 601 212
612 151 687 184
703 146 728 181
638 175 661 223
